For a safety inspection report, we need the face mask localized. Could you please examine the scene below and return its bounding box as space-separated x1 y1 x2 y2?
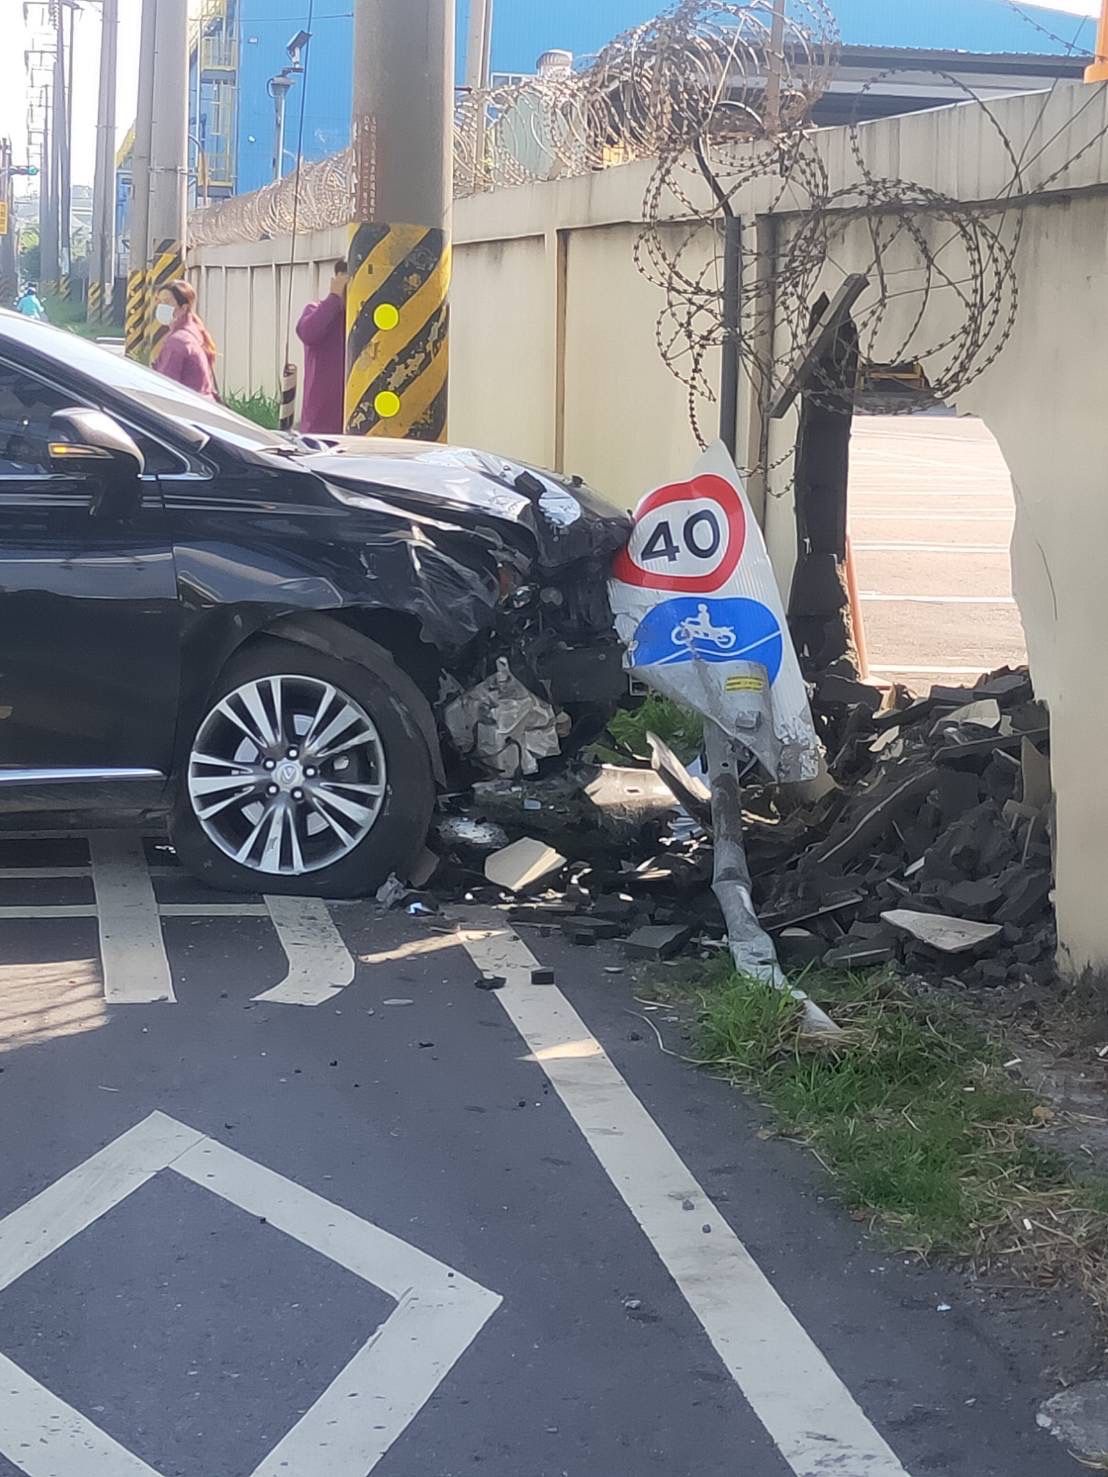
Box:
154 303 175 326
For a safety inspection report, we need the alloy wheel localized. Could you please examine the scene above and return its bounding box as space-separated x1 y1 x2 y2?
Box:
187 674 388 876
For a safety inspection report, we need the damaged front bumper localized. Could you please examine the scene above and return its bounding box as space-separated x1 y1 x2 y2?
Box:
440 562 630 780
322 452 632 780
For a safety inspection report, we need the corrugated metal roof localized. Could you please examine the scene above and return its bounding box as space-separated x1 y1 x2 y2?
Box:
468 0 1096 76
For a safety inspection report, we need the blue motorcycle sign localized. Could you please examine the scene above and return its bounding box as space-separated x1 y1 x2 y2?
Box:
609 443 821 783
628 596 784 681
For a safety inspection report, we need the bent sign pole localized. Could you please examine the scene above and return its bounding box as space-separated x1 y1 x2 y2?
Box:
345 0 453 442
146 0 188 358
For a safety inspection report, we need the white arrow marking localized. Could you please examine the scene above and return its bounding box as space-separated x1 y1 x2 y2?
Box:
255 895 356 1005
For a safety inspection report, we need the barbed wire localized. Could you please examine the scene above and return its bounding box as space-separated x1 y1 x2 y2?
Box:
625 0 1100 467
189 0 1108 482
190 149 353 248
1000 0 1094 59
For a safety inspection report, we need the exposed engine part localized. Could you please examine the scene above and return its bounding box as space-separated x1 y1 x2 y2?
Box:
443 657 572 778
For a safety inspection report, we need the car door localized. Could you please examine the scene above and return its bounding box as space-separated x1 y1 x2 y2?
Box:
0 355 180 799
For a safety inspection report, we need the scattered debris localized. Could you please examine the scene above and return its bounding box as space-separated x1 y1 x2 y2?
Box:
882 910 1001 956
475 765 677 849
484 838 567 892
474 976 506 991
376 873 408 909
416 655 1050 995
431 815 511 859
647 731 712 828
531 967 556 985
624 925 694 961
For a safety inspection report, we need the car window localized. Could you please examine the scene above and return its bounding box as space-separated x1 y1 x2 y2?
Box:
0 316 295 455
0 360 73 475
0 355 186 479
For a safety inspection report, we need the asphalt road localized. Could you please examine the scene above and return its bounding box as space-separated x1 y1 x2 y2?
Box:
851 411 1028 693
0 829 1092 1477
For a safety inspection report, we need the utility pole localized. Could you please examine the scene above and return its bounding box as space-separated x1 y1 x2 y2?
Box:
90 0 119 324
0 140 17 306
345 0 454 440
464 0 493 90
39 81 58 294
146 0 188 355
126 0 157 358
55 0 72 302
1087 0 1108 81
764 0 787 134
464 0 493 193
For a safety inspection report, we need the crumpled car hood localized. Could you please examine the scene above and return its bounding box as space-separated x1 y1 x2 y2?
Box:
305 437 631 569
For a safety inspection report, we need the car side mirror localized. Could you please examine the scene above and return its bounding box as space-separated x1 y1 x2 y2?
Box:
47 408 144 519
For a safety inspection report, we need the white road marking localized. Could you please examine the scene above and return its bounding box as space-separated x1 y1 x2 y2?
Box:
255 895 357 1005
89 833 175 1004
0 1354 162 1477
853 542 1009 554
853 512 1011 522
0 1111 501 1477
859 593 1016 605
869 663 1005 676
462 921 911 1477
0 1113 204 1294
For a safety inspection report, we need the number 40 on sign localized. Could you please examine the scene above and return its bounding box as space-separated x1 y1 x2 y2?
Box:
611 473 747 595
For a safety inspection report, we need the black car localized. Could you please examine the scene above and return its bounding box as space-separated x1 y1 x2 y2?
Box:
0 313 630 894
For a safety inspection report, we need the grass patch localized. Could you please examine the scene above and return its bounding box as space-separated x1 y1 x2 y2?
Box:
688 964 1108 1306
603 694 703 765
44 296 106 340
224 389 280 428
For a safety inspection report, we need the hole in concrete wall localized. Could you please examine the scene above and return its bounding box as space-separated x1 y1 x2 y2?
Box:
848 400 1027 694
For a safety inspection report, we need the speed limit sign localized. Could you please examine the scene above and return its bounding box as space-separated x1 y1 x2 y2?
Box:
611 473 746 594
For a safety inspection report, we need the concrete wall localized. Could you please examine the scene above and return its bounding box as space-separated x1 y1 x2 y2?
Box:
189 82 1108 975
191 227 345 403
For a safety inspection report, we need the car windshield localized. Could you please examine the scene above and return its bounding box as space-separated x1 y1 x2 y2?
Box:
3 314 298 455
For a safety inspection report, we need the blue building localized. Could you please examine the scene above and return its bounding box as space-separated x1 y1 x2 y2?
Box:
173 0 1096 202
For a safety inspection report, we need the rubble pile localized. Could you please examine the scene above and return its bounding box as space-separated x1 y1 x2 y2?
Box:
750 666 1055 986
404 665 1054 987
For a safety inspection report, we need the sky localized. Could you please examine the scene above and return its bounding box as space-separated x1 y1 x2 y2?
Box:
1 0 145 191
0 0 1102 191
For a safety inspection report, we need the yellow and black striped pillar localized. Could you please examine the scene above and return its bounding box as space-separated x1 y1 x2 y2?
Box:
58 275 70 304
125 269 149 360
87 280 102 324
279 362 298 432
344 223 450 442
146 237 184 358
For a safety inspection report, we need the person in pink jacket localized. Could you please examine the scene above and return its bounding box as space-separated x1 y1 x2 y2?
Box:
152 280 218 398
295 260 348 434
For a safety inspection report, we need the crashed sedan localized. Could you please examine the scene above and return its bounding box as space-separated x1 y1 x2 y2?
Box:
0 314 630 894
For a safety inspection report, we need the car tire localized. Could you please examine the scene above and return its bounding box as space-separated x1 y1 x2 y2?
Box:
169 637 435 897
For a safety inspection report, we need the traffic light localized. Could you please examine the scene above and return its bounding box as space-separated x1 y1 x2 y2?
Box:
10 166 39 177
